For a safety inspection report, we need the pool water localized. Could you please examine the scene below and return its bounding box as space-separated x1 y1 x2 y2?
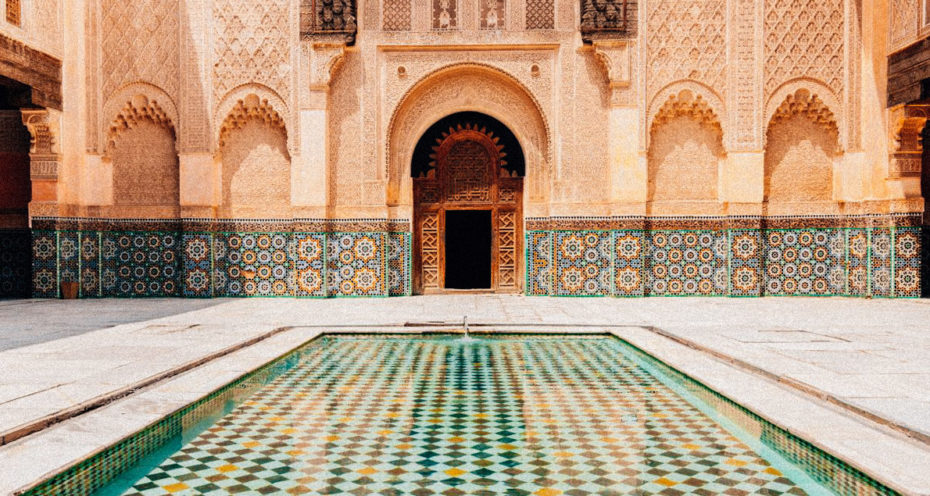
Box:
82 336 891 495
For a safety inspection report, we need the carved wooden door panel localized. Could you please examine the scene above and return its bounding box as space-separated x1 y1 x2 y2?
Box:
414 124 523 294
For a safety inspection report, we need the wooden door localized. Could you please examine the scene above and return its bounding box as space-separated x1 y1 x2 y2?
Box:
414 123 523 294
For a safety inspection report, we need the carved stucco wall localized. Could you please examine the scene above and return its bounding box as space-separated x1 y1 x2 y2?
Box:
648 92 725 203
111 121 180 207
645 0 727 113
221 121 290 217
763 0 844 110
213 0 291 107
101 0 179 101
764 91 841 206
329 53 364 207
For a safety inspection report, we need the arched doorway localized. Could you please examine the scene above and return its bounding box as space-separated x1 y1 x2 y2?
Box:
413 112 524 293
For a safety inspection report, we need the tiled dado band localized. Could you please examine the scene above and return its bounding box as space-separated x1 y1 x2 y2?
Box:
30 218 411 298
525 216 924 298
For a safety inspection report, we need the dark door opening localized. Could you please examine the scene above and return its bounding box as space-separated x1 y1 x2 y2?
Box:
445 210 492 289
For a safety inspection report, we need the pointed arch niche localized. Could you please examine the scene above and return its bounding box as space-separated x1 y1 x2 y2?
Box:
647 89 725 212
217 93 291 218
764 88 841 212
105 93 179 214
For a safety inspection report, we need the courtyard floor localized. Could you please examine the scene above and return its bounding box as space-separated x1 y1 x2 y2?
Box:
1 296 929 493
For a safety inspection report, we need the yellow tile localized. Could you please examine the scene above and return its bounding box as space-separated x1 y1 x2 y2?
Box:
378 430 394 436
448 436 466 443
681 443 701 450
444 468 466 477
287 449 305 456
764 467 783 476
216 464 239 473
280 428 297 434
552 451 574 458
535 489 562 496
338 417 353 422
385 412 401 418
725 458 748 467
269 416 285 422
242 441 260 448
357 467 378 475
163 482 189 493
428 418 443 423
473 413 489 419
396 443 413 450
324 435 340 442
601 437 619 444
652 413 668 418
654 477 678 487
498 444 518 450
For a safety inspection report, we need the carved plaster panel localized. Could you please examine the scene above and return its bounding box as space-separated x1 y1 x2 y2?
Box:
764 0 844 99
380 50 554 131
101 0 179 100
213 0 292 109
646 0 726 106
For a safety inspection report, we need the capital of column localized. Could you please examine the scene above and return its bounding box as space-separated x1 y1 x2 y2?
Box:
21 108 62 181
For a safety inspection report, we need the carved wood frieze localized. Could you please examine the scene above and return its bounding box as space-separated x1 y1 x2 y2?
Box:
581 0 637 42
301 0 357 44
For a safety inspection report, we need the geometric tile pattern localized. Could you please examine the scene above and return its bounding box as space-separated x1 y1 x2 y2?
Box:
613 230 645 296
0 229 32 298
80 232 101 297
89 336 893 496
31 230 58 298
647 231 728 296
294 233 326 297
894 227 921 298
763 229 845 296
847 228 870 297
871 228 894 298
182 234 213 297
327 233 386 297
102 232 179 297
527 227 920 298
526 231 552 296
729 229 763 296
387 232 411 297
57 231 80 294
554 231 611 296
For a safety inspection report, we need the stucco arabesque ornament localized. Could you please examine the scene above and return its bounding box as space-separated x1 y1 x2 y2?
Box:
104 95 177 159
218 94 289 154
21 108 62 181
591 40 633 107
651 90 723 140
889 104 930 178
770 89 841 154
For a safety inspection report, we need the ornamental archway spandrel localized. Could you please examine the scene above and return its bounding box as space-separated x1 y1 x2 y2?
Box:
386 64 552 206
381 55 554 127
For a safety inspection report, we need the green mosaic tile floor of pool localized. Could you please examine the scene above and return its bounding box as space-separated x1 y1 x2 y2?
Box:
96 336 881 496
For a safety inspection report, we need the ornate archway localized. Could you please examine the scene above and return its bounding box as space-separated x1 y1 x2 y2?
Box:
413 113 524 294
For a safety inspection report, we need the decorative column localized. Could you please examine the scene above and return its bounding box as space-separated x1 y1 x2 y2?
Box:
21 109 62 220
592 40 643 208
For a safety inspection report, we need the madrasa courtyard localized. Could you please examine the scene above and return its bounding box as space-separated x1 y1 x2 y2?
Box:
1 1 930 495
